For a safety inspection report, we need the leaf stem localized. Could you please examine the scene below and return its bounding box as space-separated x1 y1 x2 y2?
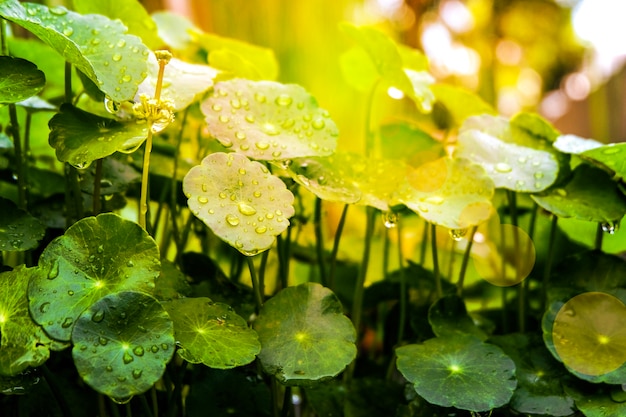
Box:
247 256 264 312
457 226 478 297
595 222 603 251
92 159 103 215
64 61 72 103
542 214 559 311
328 204 349 291
314 197 327 286
431 223 442 298
41 364 75 417
8 103 26 210
396 215 406 344
0 19 7 55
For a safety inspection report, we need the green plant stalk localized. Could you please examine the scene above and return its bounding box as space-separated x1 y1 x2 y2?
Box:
41 364 75 417
506 191 524 332
247 256 264 312
431 223 442 298
419 220 428 264
382 224 391 278
457 226 478 297
170 109 190 259
138 394 154 417
98 394 108 417
92 158 103 215
314 197 327 286
396 215 406 345
328 204 349 291
259 249 269 299
8 103 26 210
364 78 382 157
109 401 122 417
125 402 132 417
0 19 7 55
281 385 292 417
595 222 603 251
542 215 559 310
523 202 539 323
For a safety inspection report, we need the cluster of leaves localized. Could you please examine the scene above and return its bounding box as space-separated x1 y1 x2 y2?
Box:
0 0 626 416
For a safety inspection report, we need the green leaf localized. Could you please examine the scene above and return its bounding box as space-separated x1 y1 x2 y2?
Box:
511 112 560 143
0 56 45 103
531 164 626 226
0 266 53 376
191 30 278 80
397 157 495 229
201 79 338 160
254 283 356 385
286 156 361 204
0 0 149 102
428 294 488 340
397 45 429 72
71 291 174 403
80 157 141 196
183 152 295 256
378 122 443 165
135 53 218 111
396 335 517 412
8 38 67 99
151 11 197 51
48 104 149 169
72 0 164 50
554 134 603 154
28 213 160 341
581 143 626 184
162 297 260 369
0 368 41 395
153 260 192 301
430 84 497 127
339 47 379 92
564 381 626 417
457 114 562 192
0 197 45 252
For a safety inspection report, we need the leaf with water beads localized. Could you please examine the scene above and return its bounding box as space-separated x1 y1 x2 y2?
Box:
581 142 626 184
286 156 361 204
183 152 295 255
0 56 45 104
28 213 160 342
0 266 53 376
135 52 219 111
0 197 45 252
554 134 603 155
162 297 260 369
201 79 338 160
531 164 626 226
0 0 149 103
71 291 174 403
48 104 149 169
397 157 495 229
396 335 517 412
254 283 356 385
456 115 562 192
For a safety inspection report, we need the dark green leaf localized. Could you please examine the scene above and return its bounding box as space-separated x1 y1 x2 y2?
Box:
0 197 45 252
428 294 488 340
254 283 356 385
0 56 45 103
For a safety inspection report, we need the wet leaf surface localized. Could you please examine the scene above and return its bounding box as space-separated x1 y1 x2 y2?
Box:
0 197 46 252
0 56 45 103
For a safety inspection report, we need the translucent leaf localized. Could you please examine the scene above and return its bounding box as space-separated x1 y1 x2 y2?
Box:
0 197 45 252
456 115 561 192
511 112 560 143
28 213 160 341
430 84 497 127
202 79 338 160
190 30 278 80
254 283 356 384
183 152 295 256
0 0 149 102
135 53 219 111
152 11 197 51
581 143 626 184
531 164 626 226
403 69 435 112
397 44 429 72
397 157 495 229
0 266 53 376
0 56 45 103
48 104 149 169
396 335 517 412
378 122 443 165
554 134 603 154
339 47 379 92
71 291 174 403
72 0 164 50
162 297 260 369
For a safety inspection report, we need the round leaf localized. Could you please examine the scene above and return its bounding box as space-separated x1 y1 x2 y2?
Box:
581 143 626 184
396 335 517 412
162 297 260 369
28 213 160 341
254 283 356 385
397 157 494 229
0 56 45 104
0 1 149 102
286 156 361 204
531 164 626 225
183 152 295 256
201 79 338 160
48 104 149 169
0 266 53 376
0 197 45 252
71 291 174 403
456 115 561 192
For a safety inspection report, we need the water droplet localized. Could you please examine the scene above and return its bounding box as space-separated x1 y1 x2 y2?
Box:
601 222 619 235
127 260 134 267
48 261 60 280
226 214 240 226
449 228 468 241
255 226 267 234
254 93 266 103
275 94 292 106
253 191 262 198
68 290 74 296
382 211 398 229
99 337 108 346
160 343 169 350
197 196 209 204
555 188 568 197
132 369 142 379
245 115 255 123
50 6 68 15
238 202 257 216
261 122 279 136
91 38 101 45
61 317 74 328
133 346 144 357
112 54 122 62
424 195 444 205
494 162 512 173
150 345 159 353
282 118 295 129
602 146 620 155
92 310 105 323
534 172 544 179
117 39 126 48
106 365 113 372
312 118 325 130
235 131 246 140
256 141 270 150
97 245 104 254
219 115 230 123
39 302 50 313
63 27 74 37
122 352 134 364
122 75 132 82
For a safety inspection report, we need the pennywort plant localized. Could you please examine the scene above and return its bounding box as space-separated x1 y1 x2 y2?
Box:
1 0 626 416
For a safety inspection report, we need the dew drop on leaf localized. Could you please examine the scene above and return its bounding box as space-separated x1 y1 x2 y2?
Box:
601 222 619 235
61 317 74 328
92 310 105 323
39 302 50 313
150 345 159 353
449 228 468 241
104 97 120 114
225 214 240 226
132 369 142 379
494 162 513 173
99 337 108 346
237 202 257 216
133 346 145 357
382 211 398 229
122 352 134 364
48 260 60 280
